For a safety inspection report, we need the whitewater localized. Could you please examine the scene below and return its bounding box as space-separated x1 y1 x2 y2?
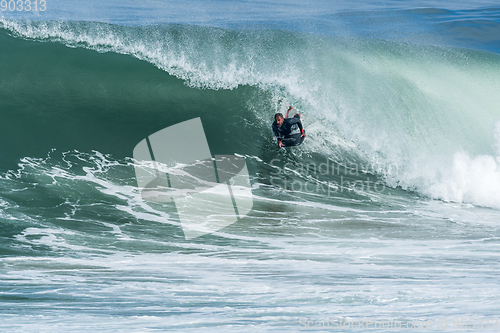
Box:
1 1 500 332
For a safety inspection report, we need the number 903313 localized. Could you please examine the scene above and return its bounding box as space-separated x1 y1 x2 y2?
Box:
1 0 46 12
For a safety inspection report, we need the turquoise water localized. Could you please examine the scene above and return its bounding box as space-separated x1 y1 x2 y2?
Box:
1 1 500 332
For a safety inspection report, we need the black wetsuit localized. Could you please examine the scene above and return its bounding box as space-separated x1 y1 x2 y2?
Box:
272 114 305 147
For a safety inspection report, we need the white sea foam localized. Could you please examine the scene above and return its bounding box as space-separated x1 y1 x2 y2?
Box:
420 122 500 209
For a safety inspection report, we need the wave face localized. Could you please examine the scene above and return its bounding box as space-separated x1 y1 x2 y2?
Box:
1 20 500 209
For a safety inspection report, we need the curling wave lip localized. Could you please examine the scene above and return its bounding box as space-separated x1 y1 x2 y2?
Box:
133 117 253 239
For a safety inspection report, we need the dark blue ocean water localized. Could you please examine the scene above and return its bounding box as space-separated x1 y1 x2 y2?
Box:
1 1 500 332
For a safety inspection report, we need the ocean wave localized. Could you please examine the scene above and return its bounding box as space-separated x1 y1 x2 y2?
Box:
1 20 500 209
